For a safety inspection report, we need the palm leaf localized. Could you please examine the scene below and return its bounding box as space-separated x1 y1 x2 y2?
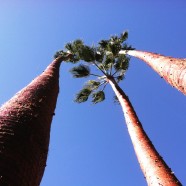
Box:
53 50 77 63
79 45 95 62
74 88 92 103
105 54 115 65
98 53 114 72
99 40 109 50
122 43 135 50
107 36 122 56
53 50 66 59
70 64 90 78
86 80 101 89
64 40 85 63
116 71 125 83
65 40 84 52
65 43 74 52
114 55 129 71
120 31 128 42
95 49 104 63
73 39 84 48
92 91 105 104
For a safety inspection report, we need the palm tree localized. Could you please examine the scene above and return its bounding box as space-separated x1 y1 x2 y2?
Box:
0 54 71 186
60 32 182 185
119 50 186 95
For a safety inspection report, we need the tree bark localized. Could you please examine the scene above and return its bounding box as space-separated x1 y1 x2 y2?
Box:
108 77 182 186
0 57 63 186
119 50 186 95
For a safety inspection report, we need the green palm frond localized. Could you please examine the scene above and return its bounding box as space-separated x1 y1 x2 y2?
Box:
116 72 125 83
53 50 66 59
65 40 84 52
86 80 101 90
98 53 114 71
92 91 105 104
74 88 92 103
105 53 114 65
104 36 122 56
122 43 135 50
114 55 129 72
65 43 74 52
73 39 84 48
95 49 104 63
116 76 124 82
120 31 128 42
98 64 108 72
70 64 90 78
64 40 85 63
53 50 77 62
79 45 95 62
99 40 109 50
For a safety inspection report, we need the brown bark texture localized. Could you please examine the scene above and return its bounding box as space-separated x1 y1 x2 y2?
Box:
126 50 186 95
0 58 62 186
108 77 182 186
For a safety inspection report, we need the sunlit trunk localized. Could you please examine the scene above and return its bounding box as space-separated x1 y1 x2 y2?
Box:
108 76 182 186
0 57 63 186
119 50 186 95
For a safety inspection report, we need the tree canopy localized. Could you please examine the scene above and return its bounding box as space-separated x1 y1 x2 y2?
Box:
54 31 134 104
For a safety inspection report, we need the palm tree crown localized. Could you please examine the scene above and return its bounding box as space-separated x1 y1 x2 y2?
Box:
55 31 134 103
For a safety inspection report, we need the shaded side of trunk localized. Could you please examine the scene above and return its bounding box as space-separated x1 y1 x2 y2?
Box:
0 58 62 186
121 50 186 95
108 77 182 186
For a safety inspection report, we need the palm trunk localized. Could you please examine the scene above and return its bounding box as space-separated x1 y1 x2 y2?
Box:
0 56 63 186
119 50 186 95
108 76 182 186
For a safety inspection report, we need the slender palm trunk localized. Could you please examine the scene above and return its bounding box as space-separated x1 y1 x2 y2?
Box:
0 57 63 186
108 76 182 186
119 50 186 95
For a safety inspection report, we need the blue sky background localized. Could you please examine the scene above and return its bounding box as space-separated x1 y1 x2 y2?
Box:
0 1 186 185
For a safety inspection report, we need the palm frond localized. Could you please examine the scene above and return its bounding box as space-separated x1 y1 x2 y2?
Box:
74 88 92 103
114 55 129 72
92 91 105 104
70 64 90 78
122 43 135 50
95 49 104 63
105 53 115 65
120 31 128 42
65 43 74 52
65 40 84 52
53 50 66 59
116 72 125 83
64 40 85 63
99 40 109 50
107 36 122 56
53 50 76 62
73 39 84 48
98 53 114 72
86 80 101 90
79 45 96 62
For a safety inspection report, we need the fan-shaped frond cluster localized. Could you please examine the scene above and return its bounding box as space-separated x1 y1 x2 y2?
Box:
75 88 92 103
75 79 106 104
70 64 90 78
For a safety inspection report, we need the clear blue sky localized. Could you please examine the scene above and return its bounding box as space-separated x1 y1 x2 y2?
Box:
0 1 186 186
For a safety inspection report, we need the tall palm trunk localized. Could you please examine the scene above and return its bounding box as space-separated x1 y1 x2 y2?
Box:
0 56 63 186
119 50 186 95
108 76 182 186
